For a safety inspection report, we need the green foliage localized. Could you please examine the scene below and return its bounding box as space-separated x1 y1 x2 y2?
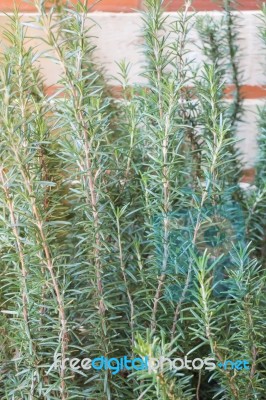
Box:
0 1 265 399
245 3 266 266
196 0 243 128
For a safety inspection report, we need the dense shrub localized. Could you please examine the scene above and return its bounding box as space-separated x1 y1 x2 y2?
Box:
0 1 265 399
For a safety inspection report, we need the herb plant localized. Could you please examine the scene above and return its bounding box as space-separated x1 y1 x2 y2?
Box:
0 1 265 399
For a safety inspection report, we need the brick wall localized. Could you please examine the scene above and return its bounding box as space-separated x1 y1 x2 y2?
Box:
166 0 262 11
1 0 263 12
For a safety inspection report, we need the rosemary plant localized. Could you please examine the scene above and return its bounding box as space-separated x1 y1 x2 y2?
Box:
196 0 244 183
0 11 70 399
0 0 265 399
244 3 266 267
